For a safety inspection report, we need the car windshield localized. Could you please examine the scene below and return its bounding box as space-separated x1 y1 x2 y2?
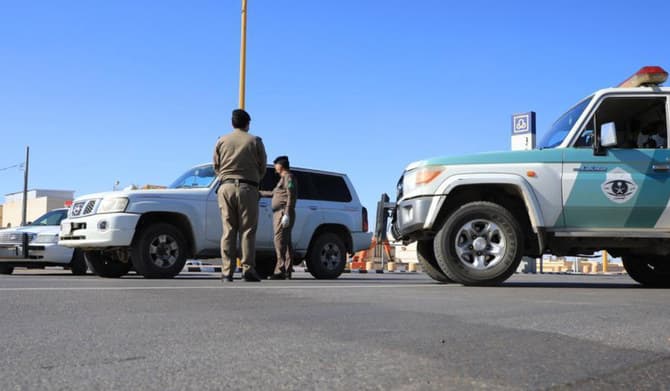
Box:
170 165 216 189
30 209 68 226
538 97 592 149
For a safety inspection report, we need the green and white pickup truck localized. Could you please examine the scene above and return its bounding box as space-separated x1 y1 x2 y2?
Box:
389 66 670 287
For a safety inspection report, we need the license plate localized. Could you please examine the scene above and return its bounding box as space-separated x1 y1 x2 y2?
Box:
61 222 72 235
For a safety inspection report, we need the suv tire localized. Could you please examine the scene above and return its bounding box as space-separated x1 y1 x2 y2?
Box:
131 223 188 279
434 201 523 286
0 265 14 275
69 250 88 276
84 251 131 278
307 232 347 279
622 256 670 288
417 240 452 283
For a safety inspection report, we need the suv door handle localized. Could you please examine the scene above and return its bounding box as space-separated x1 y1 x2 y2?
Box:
652 164 670 172
309 206 318 211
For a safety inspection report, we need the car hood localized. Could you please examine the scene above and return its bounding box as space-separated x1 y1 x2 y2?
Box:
406 149 564 170
73 188 210 202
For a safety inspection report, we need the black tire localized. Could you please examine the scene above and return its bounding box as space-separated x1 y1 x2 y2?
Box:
434 201 523 286
0 264 14 275
255 254 276 279
306 232 347 279
416 240 452 283
131 223 188 279
69 250 88 276
622 256 670 288
84 251 131 278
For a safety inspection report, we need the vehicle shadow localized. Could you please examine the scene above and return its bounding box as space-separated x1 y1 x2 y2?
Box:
498 281 645 289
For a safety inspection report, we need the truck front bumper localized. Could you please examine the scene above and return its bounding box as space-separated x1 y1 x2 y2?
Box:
59 213 140 248
393 196 443 241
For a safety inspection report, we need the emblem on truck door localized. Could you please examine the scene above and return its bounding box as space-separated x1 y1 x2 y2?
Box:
601 168 638 203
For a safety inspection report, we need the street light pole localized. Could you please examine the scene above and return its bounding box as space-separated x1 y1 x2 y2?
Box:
238 0 248 109
21 146 30 226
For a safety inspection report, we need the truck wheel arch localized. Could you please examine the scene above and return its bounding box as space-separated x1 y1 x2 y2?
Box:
307 224 353 255
431 178 545 256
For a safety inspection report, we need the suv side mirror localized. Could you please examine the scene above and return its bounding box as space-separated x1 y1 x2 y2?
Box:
600 122 618 148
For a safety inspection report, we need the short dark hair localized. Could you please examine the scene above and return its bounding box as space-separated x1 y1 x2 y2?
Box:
273 155 290 170
232 109 251 129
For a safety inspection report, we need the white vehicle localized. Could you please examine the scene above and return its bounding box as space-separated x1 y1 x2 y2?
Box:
59 165 372 279
386 66 670 287
0 209 87 275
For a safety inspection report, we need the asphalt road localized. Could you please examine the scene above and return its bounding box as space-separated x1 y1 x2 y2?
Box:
1 270 669 391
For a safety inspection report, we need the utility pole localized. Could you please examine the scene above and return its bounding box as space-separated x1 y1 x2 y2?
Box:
21 146 30 226
238 0 248 109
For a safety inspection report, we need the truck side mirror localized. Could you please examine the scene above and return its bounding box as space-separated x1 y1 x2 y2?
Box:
600 122 618 148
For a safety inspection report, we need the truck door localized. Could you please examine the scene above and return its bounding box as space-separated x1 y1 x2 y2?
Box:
562 96 670 229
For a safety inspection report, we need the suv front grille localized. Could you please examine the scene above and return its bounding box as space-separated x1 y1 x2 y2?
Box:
0 232 29 245
70 199 98 217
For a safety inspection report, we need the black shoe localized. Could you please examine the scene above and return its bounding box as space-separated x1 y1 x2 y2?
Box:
242 269 262 282
269 272 286 280
286 269 292 280
221 274 234 283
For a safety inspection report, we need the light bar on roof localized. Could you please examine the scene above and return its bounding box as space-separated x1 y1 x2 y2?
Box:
618 66 668 88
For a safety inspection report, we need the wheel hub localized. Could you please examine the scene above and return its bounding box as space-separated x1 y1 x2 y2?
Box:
320 243 341 271
454 219 507 271
149 234 179 268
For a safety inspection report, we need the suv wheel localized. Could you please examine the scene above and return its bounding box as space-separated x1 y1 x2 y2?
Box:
622 256 670 288
417 240 452 283
0 265 14 275
434 201 523 286
307 232 347 279
131 223 188 279
69 250 88 276
84 251 131 278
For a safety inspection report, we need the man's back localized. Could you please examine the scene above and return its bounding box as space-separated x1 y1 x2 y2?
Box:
213 129 267 183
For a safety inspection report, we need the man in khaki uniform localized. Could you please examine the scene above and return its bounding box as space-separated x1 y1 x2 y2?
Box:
261 156 297 280
213 109 267 282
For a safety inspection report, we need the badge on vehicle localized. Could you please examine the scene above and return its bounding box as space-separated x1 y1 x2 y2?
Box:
601 168 638 203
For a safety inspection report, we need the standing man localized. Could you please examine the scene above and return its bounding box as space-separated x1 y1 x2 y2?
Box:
261 156 298 280
213 109 267 282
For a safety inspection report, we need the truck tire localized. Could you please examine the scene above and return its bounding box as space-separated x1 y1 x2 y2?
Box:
131 223 188 279
255 255 276 279
69 250 88 276
0 265 14 275
417 240 452 283
306 232 347 279
434 201 523 286
622 256 670 288
84 251 131 278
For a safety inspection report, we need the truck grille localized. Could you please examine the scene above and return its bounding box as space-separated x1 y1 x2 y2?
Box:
70 199 98 217
0 232 29 245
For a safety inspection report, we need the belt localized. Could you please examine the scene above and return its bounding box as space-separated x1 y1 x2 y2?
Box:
220 179 259 187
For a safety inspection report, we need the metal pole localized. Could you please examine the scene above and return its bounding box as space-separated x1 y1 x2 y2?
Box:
238 0 248 109
21 146 29 226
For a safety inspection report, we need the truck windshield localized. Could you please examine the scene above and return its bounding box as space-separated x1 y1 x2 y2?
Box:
538 97 592 149
170 165 216 189
30 209 68 226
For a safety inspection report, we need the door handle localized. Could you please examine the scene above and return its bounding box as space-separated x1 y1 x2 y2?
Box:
652 164 670 172
309 206 318 211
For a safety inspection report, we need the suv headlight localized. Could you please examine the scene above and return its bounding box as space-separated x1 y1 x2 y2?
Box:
97 197 129 214
403 166 446 194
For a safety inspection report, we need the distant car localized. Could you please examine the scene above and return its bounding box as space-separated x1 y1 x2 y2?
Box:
59 164 372 279
0 209 87 275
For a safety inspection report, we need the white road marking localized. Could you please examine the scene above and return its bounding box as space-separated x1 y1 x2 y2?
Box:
0 284 444 292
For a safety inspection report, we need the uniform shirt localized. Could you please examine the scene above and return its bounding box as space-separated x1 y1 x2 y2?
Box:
213 129 267 184
271 172 297 214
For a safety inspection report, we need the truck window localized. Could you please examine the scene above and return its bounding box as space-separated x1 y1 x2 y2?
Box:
576 97 668 149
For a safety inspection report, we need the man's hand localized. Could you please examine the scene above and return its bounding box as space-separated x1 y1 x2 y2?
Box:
281 214 290 228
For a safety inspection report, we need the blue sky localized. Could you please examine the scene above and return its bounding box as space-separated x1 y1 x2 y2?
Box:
1 0 669 218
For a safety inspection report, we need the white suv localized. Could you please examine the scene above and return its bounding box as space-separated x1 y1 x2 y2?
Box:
59 164 372 279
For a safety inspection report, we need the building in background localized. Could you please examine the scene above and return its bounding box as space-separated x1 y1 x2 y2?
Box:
2 189 74 228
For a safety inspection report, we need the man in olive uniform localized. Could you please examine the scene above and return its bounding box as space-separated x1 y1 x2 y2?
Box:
213 109 267 282
261 156 297 280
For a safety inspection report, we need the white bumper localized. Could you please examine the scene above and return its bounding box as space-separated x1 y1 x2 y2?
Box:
59 213 140 248
352 231 373 253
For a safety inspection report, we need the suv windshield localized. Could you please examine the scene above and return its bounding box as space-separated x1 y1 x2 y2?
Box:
170 165 216 189
30 209 68 226
538 97 592 149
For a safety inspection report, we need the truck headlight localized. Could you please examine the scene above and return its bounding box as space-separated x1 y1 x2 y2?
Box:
97 197 129 214
403 167 445 194
33 234 58 244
